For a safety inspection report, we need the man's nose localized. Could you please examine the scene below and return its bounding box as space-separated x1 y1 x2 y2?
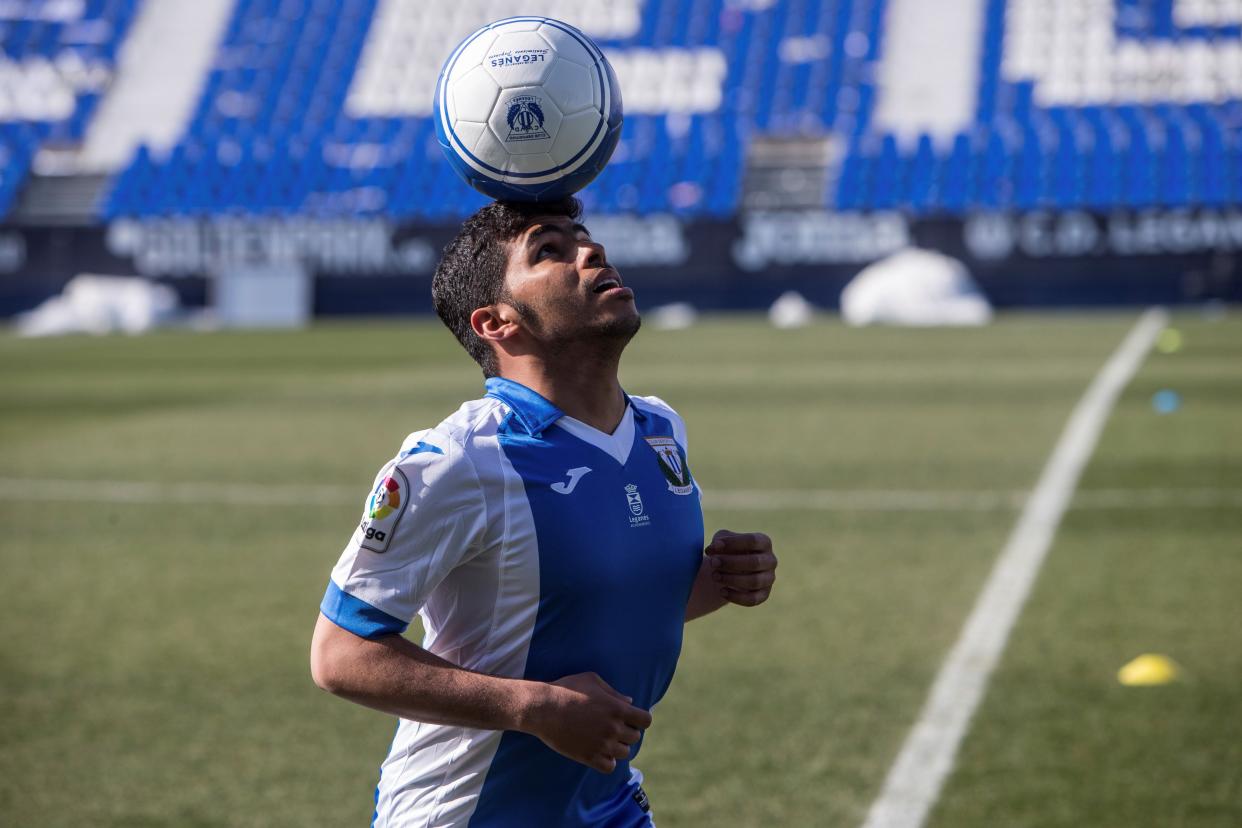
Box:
579 239 607 269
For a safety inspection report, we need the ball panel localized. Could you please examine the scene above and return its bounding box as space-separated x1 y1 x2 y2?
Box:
448 66 501 124
450 120 497 165
541 60 595 115
524 118 621 200
464 178 557 202
447 29 499 83
550 109 602 163
490 18 541 33
602 53 623 126
483 30 556 88
535 22 597 67
506 153 557 175
451 120 487 149
486 86 563 157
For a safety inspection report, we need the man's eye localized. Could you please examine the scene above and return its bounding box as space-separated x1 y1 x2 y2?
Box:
537 244 556 259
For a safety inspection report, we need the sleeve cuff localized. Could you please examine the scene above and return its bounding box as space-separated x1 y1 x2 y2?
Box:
320 580 408 639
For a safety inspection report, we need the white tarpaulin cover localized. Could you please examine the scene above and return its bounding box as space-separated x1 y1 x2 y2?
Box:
15 274 179 337
840 247 993 327
769 290 816 328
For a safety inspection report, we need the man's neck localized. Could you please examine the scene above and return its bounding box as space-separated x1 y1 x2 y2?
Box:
498 352 627 434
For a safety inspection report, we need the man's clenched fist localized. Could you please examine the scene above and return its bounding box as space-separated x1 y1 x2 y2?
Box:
706 530 777 607
522 672 652 774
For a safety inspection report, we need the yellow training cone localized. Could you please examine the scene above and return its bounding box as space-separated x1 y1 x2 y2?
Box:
1117 654 1180 686
1156 328 1183 354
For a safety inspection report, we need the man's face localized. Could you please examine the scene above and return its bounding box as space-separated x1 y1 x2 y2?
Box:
497 215 640 348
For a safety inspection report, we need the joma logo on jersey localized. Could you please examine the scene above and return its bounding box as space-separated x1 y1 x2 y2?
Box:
505 95 550 142
552 466 592 494
643 436 694 495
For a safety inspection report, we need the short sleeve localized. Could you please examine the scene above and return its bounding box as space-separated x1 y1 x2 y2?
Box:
320 430 486 639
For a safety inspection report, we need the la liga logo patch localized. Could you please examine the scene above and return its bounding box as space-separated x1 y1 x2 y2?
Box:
358 467 409 554
368 477 401 519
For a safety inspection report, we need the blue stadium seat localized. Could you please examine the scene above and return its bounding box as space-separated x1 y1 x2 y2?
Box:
0 0 140 218
24 0 1227 220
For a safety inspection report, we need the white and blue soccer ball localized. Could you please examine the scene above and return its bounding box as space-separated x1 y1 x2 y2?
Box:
434 17 623 202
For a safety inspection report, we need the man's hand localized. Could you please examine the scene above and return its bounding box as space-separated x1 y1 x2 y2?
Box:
707 529 777 607
522 672 652 774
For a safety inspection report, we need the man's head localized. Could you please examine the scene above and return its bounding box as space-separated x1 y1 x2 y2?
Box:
432 198 639 377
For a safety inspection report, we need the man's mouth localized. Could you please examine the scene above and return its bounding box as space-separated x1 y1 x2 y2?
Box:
591 271 626 294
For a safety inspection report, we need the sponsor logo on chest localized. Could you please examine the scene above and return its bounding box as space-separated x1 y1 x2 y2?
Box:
624 483 650 528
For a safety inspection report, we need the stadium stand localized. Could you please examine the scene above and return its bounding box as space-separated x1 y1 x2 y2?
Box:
76 0 234 172
0 0 139 214
0 0 1239 221
99 0 887 219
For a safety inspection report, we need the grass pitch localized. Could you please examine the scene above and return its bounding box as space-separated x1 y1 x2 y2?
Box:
0 313 1238 827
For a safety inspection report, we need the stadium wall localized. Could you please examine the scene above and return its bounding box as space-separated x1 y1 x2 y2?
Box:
2 209 1239 319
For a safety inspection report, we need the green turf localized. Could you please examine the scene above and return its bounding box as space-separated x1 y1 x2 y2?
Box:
0 313 1236 826
929 317 1242 828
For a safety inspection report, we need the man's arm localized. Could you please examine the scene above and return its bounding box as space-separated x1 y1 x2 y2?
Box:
685 556 730 621
310 613 651 774
685 530 778 621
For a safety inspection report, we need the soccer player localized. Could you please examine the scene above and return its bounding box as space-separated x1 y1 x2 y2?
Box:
310 197 778 827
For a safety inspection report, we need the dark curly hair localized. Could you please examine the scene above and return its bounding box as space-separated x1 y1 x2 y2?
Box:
432 197 582 377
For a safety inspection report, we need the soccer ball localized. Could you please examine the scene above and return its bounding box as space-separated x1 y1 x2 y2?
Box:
434 16 623 202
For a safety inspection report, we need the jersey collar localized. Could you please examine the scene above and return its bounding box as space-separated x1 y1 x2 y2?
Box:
485 377 563 436
484 376 646 437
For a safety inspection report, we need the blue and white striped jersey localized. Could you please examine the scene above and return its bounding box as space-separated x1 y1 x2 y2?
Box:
321 377 704 827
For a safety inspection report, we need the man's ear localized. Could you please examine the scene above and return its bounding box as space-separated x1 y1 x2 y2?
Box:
470 304 521 343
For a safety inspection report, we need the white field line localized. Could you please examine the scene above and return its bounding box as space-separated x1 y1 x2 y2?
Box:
1069 488 1242 509
0 478 358 507
859 307 1170 828
711 489 1026 511
707 488 1242 511
0 478 1237 511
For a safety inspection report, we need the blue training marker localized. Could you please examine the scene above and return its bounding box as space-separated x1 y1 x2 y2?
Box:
1152 389 1181 414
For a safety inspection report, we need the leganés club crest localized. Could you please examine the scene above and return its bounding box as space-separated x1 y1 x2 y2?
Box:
643 436 695 495
505 95 550 142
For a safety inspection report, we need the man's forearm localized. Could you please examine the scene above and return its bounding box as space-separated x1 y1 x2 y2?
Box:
685 555 729 621
311 613 545 733
313 613 654 774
